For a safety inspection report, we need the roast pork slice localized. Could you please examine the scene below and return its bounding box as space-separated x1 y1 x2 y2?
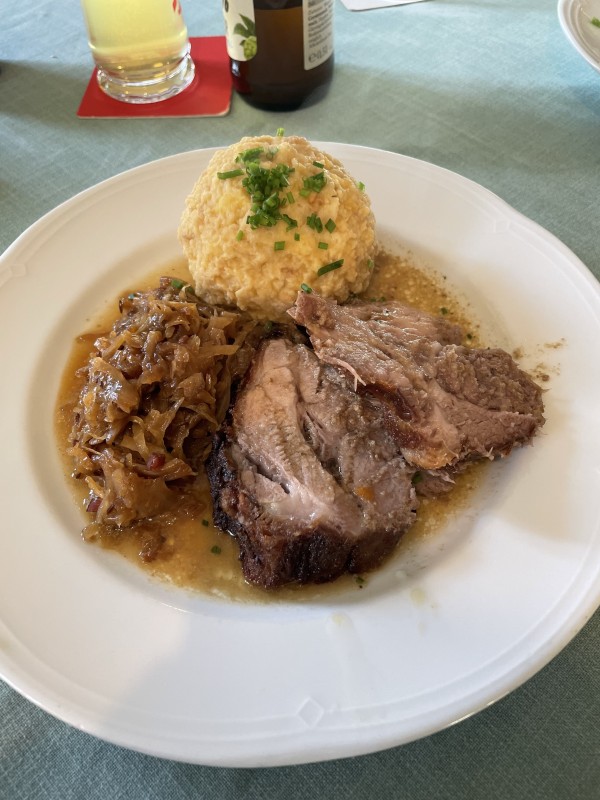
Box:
289 293 544 470
207 338 418 588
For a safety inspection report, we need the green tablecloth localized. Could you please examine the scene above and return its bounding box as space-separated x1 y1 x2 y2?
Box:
1 1 599 797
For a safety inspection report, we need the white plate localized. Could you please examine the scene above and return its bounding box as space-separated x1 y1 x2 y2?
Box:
558 0 600 74
1 145 600 767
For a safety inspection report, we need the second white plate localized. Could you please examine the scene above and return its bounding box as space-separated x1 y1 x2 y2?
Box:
559 0 600 74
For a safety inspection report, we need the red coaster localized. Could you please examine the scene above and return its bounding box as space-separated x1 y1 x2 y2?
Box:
77 36 232 118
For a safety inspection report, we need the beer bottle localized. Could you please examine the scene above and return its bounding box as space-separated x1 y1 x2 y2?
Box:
222 1 334 110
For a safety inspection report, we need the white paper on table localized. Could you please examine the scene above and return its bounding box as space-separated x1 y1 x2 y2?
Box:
340 0 430 10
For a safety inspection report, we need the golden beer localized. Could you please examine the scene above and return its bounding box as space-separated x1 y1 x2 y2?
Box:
80 0 195 103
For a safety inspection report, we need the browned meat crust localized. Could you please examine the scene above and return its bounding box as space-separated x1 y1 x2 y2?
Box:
207 339 418 587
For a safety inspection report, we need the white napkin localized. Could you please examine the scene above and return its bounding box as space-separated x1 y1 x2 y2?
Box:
340 0 429 10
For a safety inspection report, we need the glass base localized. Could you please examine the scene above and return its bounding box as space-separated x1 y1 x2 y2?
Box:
96 52 195 105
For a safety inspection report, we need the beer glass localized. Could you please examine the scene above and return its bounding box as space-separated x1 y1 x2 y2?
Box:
80 0 195 104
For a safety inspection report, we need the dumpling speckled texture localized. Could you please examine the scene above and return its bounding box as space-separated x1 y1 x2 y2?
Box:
178 135 376 320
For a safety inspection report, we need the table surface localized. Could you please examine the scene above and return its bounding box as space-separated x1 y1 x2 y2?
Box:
2 1 599 797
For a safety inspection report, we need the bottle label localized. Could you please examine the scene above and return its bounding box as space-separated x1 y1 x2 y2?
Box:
303 0 334 71
222 0 257 62
223 1 334 70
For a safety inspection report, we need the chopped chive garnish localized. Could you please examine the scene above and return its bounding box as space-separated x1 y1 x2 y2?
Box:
440 307 448 315
357 181 365 192
306 213 323 233
236 230 244 241
286 191 295 204
300 283 313 293
317 259 344 277
171 278 186 291
274 241 285 251
210 545 222 555
276 127 285 136
355 575 366 587
591 17 600 27
325 218 336 233
318 242 329 250
235 147 264 164
242 160 295 229
303 172 327 193
264 320 274 333
299 187 311 197
312 161 324 168
411 471 423 485
367 258 374 269
294 232 300 241
201 519 210 526
281 213 298 230
218 168 244 179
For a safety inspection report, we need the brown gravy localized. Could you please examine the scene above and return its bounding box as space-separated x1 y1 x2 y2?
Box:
55 249 487 601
